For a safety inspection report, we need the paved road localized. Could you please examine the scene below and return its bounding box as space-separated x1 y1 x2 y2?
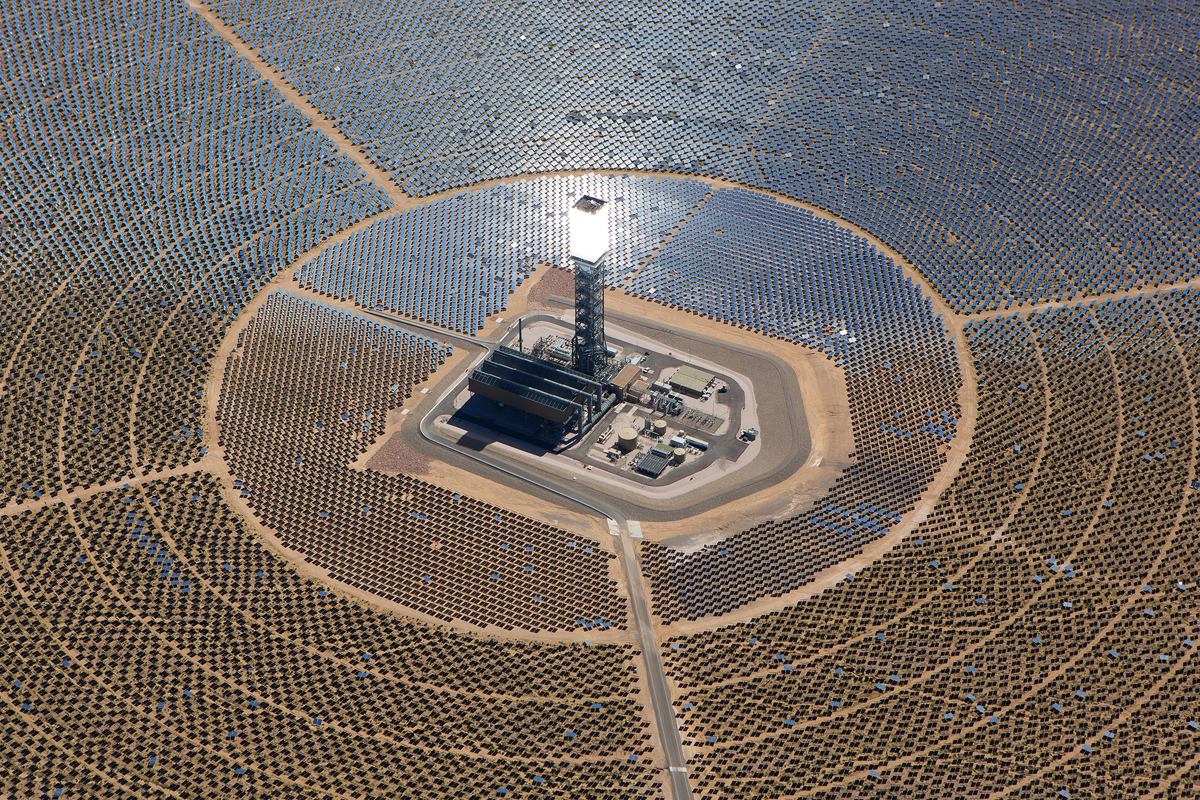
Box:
614 519 693 800
370 306 691 797
416 400 692 799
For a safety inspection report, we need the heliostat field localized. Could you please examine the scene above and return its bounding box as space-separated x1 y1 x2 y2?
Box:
1 0 1198 798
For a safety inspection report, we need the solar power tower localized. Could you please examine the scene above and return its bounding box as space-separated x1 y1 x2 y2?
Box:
569 195 609 377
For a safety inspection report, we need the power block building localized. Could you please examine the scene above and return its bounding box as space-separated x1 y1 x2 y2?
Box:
467 345 609 433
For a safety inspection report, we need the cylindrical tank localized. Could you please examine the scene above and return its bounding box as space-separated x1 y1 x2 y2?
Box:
672 447 687 464
652 419 667 436
617 427 639 451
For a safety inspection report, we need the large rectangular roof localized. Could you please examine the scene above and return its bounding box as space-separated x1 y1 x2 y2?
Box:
468 345 601 424
668 365 714 395
611 363 641 389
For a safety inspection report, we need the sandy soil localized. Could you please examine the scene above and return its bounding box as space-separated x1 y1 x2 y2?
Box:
367 256 855 542
342 269 615 546
524 264 578 315
16 7 1183 796
196 262 631 642
192 140 988 647
363 428 433 473
426 316 768 505
966 274 1200 320
164 3 1169 641
602 290 857 541
198 181 978 648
